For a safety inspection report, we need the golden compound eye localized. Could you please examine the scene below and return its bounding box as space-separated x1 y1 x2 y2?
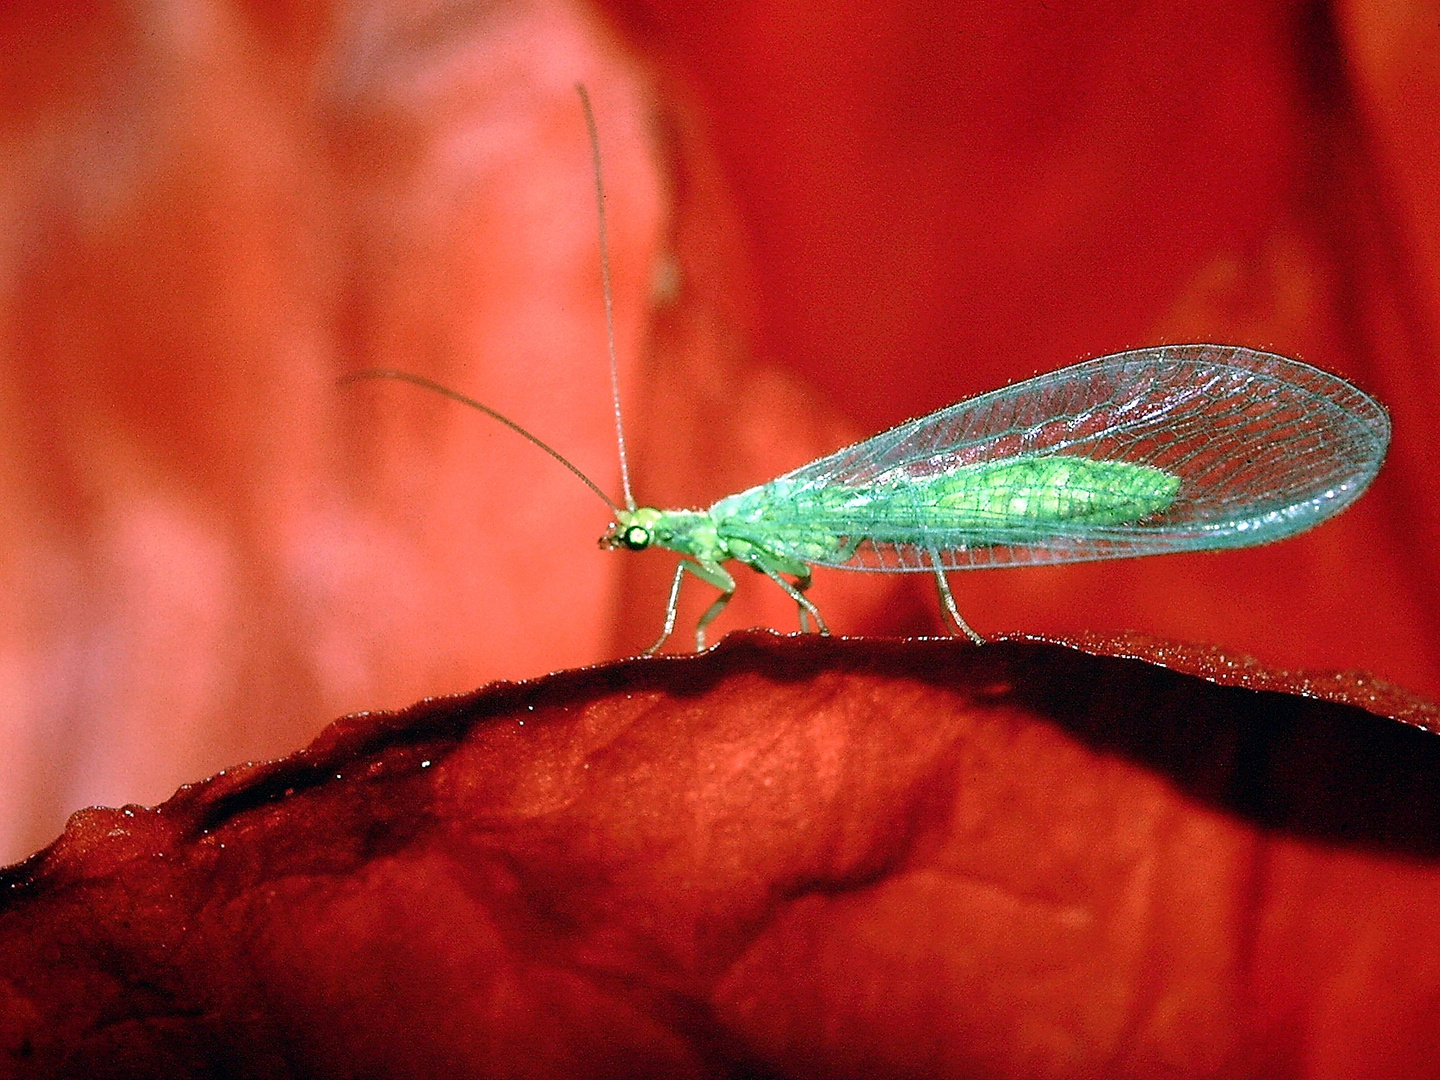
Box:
621 525 650 551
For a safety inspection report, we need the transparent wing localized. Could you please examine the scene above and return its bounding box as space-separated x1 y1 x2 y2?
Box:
713 345 1390 571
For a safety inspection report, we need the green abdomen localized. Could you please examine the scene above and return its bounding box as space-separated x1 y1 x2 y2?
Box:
919 456 1180 526
721 455 1182 564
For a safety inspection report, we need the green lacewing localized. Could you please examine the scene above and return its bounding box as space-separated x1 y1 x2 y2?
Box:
345 90 1391 654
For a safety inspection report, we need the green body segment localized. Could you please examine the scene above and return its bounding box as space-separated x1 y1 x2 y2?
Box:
704 454 1181 565
909 456 1181 526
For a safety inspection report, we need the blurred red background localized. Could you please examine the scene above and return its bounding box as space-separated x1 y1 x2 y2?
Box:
0 0 1435 864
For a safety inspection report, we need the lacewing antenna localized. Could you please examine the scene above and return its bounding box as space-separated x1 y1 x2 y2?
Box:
340 84 633 518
